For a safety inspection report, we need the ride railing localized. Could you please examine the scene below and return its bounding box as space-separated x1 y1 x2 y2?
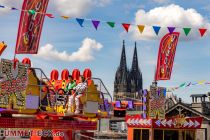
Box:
26 68 112 115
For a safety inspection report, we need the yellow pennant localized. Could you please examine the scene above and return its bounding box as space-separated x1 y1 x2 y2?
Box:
198 80 206 85
61 16 70 19
138 25 145 34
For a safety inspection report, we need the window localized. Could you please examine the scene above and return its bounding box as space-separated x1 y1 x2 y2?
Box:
154 130 163 140
164 130 178 140
133 129 149 140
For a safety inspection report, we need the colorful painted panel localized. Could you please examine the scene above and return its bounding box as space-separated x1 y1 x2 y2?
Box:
0 59 28 109
153 117 203 129
149 86 166 119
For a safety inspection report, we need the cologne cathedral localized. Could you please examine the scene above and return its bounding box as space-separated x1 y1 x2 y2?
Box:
114 41 143 101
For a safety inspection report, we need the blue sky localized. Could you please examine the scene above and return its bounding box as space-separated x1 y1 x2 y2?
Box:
0 0 210 103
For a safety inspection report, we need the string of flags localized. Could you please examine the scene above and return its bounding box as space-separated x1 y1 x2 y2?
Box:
167 80 210 92
0 4 208 37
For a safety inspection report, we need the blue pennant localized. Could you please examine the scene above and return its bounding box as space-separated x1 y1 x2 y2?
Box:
11 7 18 10
153 26 161 35
76 18 84 27
0 5 5 8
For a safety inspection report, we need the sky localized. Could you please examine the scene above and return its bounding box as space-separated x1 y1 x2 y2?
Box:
0 0 210 103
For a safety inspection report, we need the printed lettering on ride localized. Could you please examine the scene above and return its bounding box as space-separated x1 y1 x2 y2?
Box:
155 32 180 80
0 129 64 137
15 0 49 54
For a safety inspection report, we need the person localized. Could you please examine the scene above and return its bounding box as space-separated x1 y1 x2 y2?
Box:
65 75 76 113
64 75 76 94
68 76 87 114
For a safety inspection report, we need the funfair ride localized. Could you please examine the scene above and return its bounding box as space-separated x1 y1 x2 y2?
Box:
0 57 112 140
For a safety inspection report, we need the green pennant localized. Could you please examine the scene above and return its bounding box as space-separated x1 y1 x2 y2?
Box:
107 22 115 28
183 28 191 36
28 10 36 15
179 83 186 88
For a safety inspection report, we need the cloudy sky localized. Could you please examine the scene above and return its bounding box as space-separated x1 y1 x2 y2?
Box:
0 0 210 103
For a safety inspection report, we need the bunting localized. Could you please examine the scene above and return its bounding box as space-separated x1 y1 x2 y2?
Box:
122 23 130 32
76 18 84 27
61 16 70 19
183 28 191 36
0 4 209 37
153 26 161 35
166 80 210 92
45 13 54 18
107 22 115 28
138 25 145 34
92 20 100 30
199 28 207 37
168 27 176 34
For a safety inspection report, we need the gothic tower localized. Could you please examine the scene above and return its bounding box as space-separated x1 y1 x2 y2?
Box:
114 40 129 100
114 41 143 101
129 42 143 97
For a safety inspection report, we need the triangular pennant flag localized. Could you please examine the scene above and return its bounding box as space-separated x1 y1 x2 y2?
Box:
0 5 5 8
199 28 207 37
28 10 36 15
45 13 54 18
122 23 130 32
61 16 70 19
138 25 145 34
153 26 161 35
11 7 18 10
107 22 115 28
198 80 205 85
76 18 84 27
186 82 191 87
183 28 191 36
167 27 176 34
179 83 186 88
92 20 100 30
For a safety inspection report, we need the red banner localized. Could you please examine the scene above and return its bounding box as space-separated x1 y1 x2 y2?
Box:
155 32 180 80
15 0 49 54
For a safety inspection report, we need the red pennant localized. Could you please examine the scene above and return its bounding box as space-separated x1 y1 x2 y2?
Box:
45 13 54 18
122 23 130 32
199 28 207 37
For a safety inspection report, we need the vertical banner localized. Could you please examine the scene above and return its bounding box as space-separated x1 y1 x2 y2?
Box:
15 0 49 54
155 32 180 80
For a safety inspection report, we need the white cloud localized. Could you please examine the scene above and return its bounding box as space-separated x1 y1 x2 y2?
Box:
36 38 103 62
131 4 210 40
52 0 111 17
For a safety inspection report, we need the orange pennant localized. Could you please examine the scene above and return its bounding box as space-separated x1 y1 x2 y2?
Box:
0 42 7 56
138 25 145 34
122 23 130 32
61 16 70 19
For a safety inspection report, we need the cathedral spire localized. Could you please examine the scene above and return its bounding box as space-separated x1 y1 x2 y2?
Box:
119 40 127 71
130 42 143 93
131 42 139 71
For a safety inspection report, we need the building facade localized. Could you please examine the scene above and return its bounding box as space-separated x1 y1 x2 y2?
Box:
114 41 143 101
